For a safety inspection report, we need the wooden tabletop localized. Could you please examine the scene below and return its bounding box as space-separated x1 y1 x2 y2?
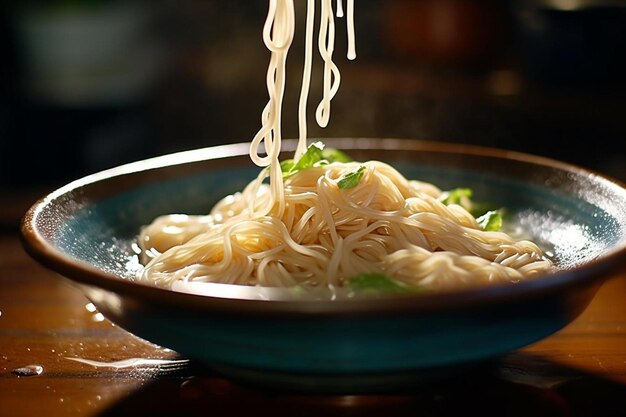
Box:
1 209 626 416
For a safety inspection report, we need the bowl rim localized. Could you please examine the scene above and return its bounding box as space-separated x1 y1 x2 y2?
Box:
20 138 626 317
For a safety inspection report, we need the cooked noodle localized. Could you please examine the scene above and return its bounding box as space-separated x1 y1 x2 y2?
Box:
137 0 553 292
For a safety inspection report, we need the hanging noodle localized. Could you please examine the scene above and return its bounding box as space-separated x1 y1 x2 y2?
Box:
137 0 553 292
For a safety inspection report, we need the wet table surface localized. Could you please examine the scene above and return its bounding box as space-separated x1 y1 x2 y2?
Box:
1 195 626 417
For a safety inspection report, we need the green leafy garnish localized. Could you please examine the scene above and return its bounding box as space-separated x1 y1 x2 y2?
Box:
281 142 354 179
292 141 325 171
469 202 499 218
281 142 325 178
322 147 353 163
440 188 473 207
280 159 295 174
337 165 366 189
347 273 416 294
477 210 503 231
440 187 503 229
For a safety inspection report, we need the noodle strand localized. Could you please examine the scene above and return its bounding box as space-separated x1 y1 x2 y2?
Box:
137 1 553 293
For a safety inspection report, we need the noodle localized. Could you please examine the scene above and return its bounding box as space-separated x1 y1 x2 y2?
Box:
139 160 553 290
137 0 553 292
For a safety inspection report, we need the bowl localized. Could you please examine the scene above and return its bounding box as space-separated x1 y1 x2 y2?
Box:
21 138 626 392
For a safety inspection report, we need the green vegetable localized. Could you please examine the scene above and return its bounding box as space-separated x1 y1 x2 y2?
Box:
281 142 354 179
477 210 503 231
440 188 473 207
292 141 325 170
469 202 499 219
347 273 416 294
337 165 366 189
322 147 353 163
440 187 503 230
279 159 295 174
281 142 325 178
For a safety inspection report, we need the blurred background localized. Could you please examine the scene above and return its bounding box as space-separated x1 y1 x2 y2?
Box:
1 0 625 196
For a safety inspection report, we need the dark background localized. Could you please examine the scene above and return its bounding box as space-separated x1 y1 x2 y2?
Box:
1 0 625 193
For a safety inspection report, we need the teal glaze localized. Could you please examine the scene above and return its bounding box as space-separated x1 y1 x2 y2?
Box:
56 167 259 276
59 163 619 276
23 139 626 391
124 300 569 374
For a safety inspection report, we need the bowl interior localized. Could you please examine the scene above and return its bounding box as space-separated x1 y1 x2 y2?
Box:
40 140 626 297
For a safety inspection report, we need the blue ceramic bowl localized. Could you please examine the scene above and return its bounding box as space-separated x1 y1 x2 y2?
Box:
21 138 626 392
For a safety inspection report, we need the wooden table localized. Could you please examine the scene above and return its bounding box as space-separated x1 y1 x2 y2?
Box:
1 197 625 417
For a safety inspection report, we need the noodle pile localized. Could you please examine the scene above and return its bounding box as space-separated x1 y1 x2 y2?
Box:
138 158 553 290
137 0 553 292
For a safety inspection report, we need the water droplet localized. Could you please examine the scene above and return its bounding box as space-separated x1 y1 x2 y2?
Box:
12 365 44 376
